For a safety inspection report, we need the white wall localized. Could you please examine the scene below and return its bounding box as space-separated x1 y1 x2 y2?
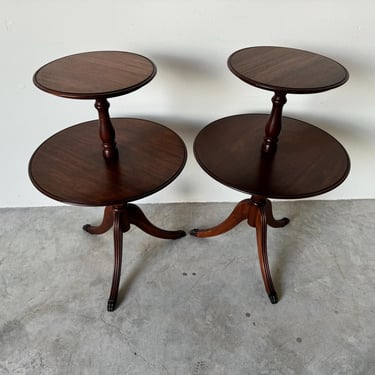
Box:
1 0 374 207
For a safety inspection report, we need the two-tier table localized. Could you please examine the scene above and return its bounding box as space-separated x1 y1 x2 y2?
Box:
29 51 187 311
191 46 350 303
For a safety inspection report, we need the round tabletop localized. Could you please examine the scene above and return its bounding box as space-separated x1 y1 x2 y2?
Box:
228 46 349 94
194 114 350 199
29 119 187 206
33 51 156 99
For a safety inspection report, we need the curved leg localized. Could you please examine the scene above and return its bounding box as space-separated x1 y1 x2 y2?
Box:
190 199 251 238
128 204 185 240
265 199 289 228
107 208 124 312
255 204 278 304
83 203 185 311
83 206 113 235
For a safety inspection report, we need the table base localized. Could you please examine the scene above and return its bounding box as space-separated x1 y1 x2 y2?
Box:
84 203 186 311
191 196 289 304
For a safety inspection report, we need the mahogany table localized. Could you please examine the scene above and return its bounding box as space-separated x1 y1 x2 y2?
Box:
191 46 350 304
29 51 187 311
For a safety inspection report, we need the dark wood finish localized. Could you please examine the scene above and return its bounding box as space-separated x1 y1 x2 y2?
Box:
29 118 187 311
33 51 156 99
84 204 185 239
31 51 186 311
228 46 349 94
95 98 118 159
83 206 113 234
192 115 350 301
191 197 288 303
33 51 156 160
192 47 350 303
228 46 349 155
109 206 126 312
29 118 187 206
191 197 288 237
262 92 287 154
84 204 185 312
193 114 350 199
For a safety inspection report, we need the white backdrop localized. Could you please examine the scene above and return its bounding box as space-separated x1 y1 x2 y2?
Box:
1 0 374 207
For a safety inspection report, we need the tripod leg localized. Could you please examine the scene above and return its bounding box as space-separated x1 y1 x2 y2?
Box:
128 204 185 239
83 206 113 235
107 207 126 312
255 204 278 304
265 200 289 228
190 199 251 237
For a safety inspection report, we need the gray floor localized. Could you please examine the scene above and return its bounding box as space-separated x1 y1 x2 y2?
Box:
0 200 374 375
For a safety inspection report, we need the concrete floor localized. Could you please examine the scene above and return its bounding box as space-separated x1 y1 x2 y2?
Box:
0 200 375 374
